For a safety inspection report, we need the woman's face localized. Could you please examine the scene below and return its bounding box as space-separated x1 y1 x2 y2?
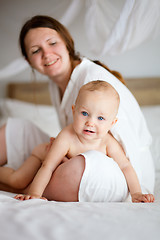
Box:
24 27 71 79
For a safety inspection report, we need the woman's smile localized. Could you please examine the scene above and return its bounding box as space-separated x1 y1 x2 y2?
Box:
44 58 59 66
25 27 71 80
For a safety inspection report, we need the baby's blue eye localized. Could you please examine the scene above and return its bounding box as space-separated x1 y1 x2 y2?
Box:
82 111 88 116
98 116 104 121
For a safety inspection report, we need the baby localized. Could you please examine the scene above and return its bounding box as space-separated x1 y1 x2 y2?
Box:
0 80 154 202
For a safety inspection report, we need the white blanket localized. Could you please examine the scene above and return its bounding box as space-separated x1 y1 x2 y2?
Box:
0 99 160 240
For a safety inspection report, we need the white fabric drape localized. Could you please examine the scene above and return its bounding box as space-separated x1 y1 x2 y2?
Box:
0 59 29 79
85 0 160 56
0 0 160 80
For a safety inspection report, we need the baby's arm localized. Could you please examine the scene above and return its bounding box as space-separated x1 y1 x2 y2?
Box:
15 129 71 200
107 135 154 203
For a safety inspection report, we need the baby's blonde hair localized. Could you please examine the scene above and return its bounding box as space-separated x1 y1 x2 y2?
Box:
75 80 120 117
81 80 113 91
78 80 119 103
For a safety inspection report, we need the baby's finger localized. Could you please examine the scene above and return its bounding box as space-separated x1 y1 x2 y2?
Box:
14 194 24 200
14 194 22 199
14 194 20 199
45 144 49 151
40 197 48 200
132 195 147 203
50 137 54 142
144 194 155 202
24 195 32 200
151 194 155 202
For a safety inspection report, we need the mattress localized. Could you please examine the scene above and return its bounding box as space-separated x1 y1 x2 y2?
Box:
0 99 160 240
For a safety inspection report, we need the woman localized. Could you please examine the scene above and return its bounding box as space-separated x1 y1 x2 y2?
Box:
0 15 155 201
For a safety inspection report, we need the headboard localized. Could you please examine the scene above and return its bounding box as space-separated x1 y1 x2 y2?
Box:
7 82 52 105
7 77 160 106
126 77 160 106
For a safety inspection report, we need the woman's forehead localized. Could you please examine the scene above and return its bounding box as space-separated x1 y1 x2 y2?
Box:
24 27 61 46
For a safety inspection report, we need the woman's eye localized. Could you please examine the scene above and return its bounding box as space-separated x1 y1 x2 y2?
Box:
50 42 56 46
82 111 88 116
98 116 104 121
32 49 40 54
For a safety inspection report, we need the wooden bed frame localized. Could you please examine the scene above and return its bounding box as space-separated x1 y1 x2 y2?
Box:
125 77 160 106
7 77 160 106
7 81 52 105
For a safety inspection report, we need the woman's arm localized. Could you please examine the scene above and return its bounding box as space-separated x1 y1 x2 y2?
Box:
107 135 154 202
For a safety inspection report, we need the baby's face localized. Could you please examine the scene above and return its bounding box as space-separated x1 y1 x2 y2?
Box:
72 90 118 140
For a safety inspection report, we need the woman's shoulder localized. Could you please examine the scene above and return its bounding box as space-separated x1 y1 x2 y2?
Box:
79 58 119 79
72 57 128 97
73 57 108 81
79 57 102 70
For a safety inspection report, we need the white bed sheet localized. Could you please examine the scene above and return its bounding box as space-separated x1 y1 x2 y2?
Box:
0 99 160 240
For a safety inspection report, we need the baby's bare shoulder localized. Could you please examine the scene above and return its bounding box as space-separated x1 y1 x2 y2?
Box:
105 132 120 152
104 132 116 144
56 124 75 143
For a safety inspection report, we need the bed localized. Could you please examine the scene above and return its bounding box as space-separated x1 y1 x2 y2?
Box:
0 78 160 240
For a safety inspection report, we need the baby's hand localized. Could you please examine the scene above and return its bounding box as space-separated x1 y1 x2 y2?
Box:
14 194 47 201
131 192 155 203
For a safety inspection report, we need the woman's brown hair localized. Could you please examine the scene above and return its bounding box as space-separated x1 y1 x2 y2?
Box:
19 15 80 61
19 15 125 84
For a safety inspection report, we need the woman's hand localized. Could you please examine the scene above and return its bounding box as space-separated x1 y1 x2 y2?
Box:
45 137 55 152
14 194 47 201
131 192 155 203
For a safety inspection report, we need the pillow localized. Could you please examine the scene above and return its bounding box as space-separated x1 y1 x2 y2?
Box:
0 99 159 170
0 98 61 137
141 105 160 171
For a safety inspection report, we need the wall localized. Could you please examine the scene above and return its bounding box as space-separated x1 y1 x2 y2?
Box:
0 0 160 98
69 9 160 78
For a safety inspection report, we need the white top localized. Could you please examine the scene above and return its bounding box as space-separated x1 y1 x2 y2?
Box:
49 58 152 175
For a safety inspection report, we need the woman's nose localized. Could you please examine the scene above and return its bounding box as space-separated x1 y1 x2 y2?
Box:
43 48 52 59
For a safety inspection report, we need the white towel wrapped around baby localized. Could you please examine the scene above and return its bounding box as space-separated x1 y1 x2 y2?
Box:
79 150 128 202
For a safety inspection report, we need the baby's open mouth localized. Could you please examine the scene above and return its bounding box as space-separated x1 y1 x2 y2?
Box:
84 130 95 133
